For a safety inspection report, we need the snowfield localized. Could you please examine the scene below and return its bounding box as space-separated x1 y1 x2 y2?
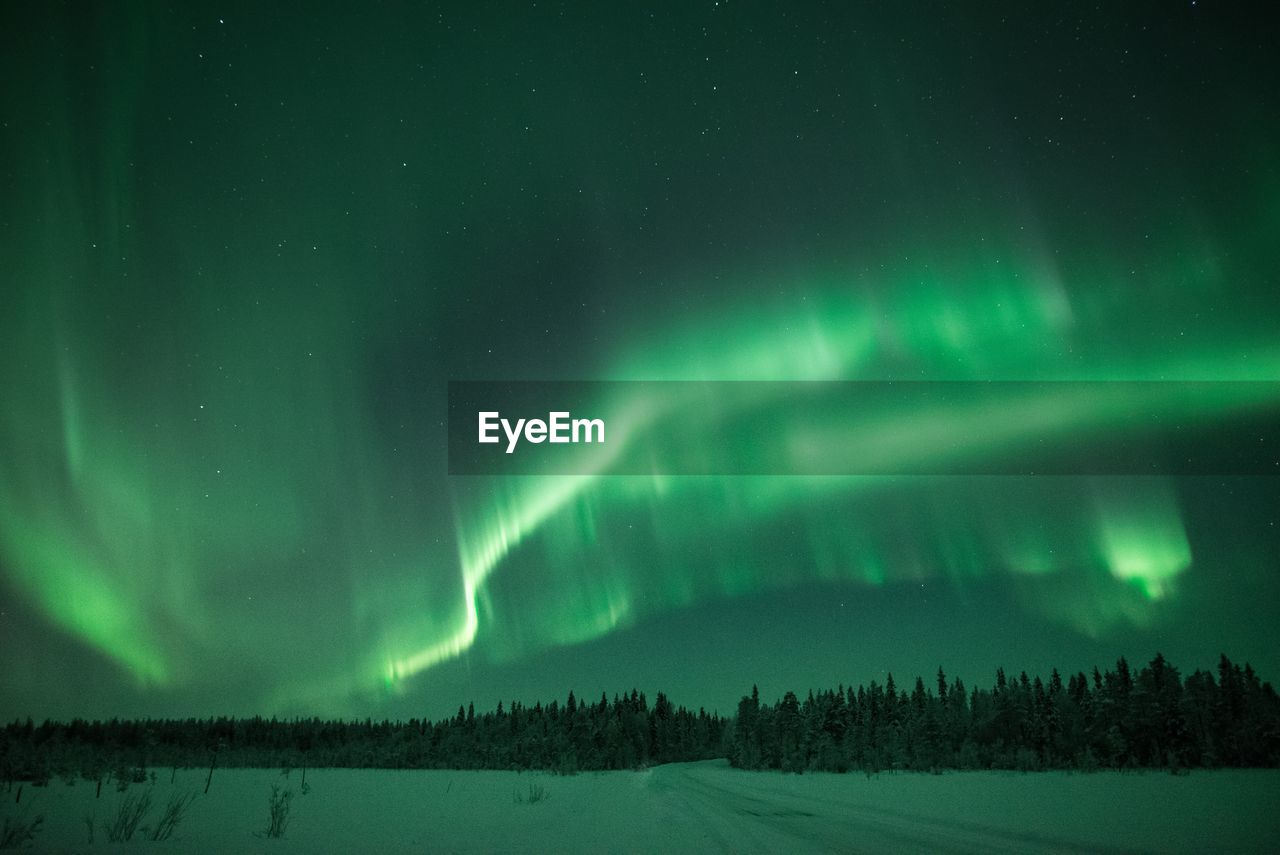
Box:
5 760 1277 853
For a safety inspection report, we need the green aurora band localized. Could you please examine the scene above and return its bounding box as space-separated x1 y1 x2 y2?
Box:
9 240 1276 708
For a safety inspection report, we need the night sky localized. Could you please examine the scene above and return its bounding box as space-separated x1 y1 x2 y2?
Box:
1 2 1277 722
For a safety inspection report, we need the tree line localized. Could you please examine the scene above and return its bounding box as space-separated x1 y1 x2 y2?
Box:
2 690 725 784
4 654 1277 783
730 654 1280 773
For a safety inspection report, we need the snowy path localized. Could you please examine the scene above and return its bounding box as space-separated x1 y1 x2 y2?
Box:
647 762 1146 853
4 761 1277 852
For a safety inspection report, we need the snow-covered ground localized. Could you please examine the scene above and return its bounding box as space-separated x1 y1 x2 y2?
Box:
4 760 1277 853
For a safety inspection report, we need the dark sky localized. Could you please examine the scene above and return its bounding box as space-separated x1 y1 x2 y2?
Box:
1 2 1277 722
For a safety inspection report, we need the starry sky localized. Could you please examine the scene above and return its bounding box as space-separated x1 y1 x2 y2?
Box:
1 2 1277 722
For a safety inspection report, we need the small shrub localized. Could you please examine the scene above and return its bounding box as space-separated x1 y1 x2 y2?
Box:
513 782 548 804
104 790 151 842
264 785 292 838
0 812 44 849
149 791 196 842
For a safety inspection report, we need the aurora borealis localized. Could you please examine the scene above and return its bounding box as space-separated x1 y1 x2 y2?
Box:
1 2 1277 722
